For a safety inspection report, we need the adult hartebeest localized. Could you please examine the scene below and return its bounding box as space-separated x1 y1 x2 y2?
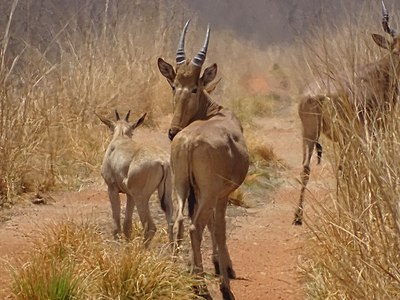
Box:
98 110 174 245
158 20 249 300
294 1 400 225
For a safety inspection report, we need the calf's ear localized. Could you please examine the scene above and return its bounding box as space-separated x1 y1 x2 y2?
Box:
96 113 115 131
132 112 147 130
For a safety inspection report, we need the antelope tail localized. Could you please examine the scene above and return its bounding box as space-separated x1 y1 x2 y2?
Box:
188 184 196 219
159 163 171 212
187 143 196 219
314 94 325 165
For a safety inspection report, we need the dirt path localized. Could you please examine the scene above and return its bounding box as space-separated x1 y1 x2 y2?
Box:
228 105 307 300
0 105 317 299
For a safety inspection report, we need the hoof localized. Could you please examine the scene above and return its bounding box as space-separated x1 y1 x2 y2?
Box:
293 209 303 226
292 217 303 226
227 266 236 279
193 284 212 300
213 260 220 275
220 285 235 300
201 293 213 300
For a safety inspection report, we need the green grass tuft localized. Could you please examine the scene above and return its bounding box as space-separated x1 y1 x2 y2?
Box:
10 220 201 300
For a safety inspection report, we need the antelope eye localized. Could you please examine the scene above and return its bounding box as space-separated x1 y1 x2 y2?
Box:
172 85 176 91
191 88 198 94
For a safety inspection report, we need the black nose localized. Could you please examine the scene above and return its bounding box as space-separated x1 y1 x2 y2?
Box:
168 127 181 141
168 129 175 141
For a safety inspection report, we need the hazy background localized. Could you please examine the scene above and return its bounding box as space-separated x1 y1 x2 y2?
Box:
187 0 381 45
1 0 400 54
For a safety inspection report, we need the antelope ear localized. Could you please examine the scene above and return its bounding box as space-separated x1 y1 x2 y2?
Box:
372 33 390 50
204 77 221 94
158 58 175 86
201 63 217 86
96 113 115 131
132 112 147 130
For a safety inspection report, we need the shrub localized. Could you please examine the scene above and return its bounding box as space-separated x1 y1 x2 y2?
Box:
11 220 201 299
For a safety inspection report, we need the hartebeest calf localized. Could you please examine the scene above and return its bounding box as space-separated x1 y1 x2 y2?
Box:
294 1 400 225
98 110 173 245
158 20 249 300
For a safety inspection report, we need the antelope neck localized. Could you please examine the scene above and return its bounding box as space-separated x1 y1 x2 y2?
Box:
112 126 131 140
195 92 223 121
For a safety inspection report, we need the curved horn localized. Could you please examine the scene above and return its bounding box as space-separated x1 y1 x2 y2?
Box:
124 110 131 122
192 25 210 67
382 1 396 37
115 109 120 121
176 19 191 65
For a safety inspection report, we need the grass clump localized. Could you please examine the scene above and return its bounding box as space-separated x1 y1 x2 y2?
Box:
13 261 83 300
231 93 282 123
229 131 284 208
10 220 200 300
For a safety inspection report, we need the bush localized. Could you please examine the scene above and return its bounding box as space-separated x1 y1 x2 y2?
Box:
11 220 201 299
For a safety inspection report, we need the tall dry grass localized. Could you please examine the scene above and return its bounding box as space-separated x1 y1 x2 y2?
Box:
294 2 400 298
0 0 200 205
0 0 289 207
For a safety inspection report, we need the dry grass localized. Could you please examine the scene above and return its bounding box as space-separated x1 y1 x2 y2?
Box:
10 219 201 299
0 0 291 216
229 131 285 208
0 0 194 205
295 2 400 298
0 0 289 208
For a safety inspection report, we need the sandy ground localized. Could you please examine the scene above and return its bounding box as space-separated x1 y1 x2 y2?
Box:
0 103 333 299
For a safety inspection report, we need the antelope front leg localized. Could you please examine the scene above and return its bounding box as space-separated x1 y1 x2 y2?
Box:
208 209 236 279
158 163 174 246
123 194 136 239
207 212 220 275
135 195 156 246
107 186 122 238
294 138 314 225
189 208 212 300
160 190 174 247
215 199 236 300
172 193 186 254
294 165 310 225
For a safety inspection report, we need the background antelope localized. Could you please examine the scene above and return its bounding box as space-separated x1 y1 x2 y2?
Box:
294 1 400 225
98 110 174 245
158 20 249 300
